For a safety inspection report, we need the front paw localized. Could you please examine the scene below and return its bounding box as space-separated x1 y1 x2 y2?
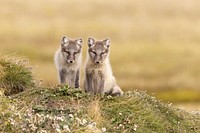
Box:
75 84 80 89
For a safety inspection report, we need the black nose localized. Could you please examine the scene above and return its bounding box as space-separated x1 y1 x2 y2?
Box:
96 61 100 64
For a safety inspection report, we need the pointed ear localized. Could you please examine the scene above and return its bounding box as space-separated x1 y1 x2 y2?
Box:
61 36 69 46
88 37 95 47
103 38 111 48
76 38 83 48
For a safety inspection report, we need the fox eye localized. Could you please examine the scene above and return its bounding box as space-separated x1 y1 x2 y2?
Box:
74 51 79 54
90 51 96 55
101 51 106 56
65 50 70 54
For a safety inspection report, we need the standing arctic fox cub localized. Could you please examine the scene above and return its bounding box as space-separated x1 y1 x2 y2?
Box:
84 37 123 96
54 36 82 88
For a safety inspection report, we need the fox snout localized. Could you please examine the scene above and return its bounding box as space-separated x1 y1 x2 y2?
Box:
67 54 75 64
95 61 100 64
68 60 74 64
94 56 102 64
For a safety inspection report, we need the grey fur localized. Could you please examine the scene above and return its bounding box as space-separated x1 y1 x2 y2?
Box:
55 36 82 88
85 70 104 95
59 68 67 84
75 70 80 88
84 37 123 96
68 70 76 87
97 70 104 94
84 71 93 93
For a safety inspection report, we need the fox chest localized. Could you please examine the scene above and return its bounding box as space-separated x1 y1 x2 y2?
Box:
86 64 108 80
88 69 104 77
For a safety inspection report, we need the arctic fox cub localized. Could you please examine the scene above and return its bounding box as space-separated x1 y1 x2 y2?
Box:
54 36 82 88
84 37 123 96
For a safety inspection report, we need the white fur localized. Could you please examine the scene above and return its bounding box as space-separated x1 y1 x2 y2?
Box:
104 39 110 47
76 39 82 46
84 53 123 95
54 48 82 84
88 38 95 47
62 37 69 44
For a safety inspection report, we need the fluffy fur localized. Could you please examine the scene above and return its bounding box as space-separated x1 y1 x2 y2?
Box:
84 37 123 96
54 36 82 88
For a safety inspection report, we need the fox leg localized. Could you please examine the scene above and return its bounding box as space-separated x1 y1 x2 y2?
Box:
85 72 93 94
75 70 80 88
84 79 88 92
59 68 67 84
67 70 76 88
93 76 98 94
96 70 104 94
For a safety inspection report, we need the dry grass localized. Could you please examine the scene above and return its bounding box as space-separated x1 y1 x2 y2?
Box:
87 99 103 124
0 55 35 95
0 0 200 103
1 86 199 132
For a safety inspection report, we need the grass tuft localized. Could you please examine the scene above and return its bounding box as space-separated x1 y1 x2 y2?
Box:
0 55 34 95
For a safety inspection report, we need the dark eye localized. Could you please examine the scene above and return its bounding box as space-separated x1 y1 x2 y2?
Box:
101 52 106 56
74 51 79 54
65 50 70 54
90 51 96 55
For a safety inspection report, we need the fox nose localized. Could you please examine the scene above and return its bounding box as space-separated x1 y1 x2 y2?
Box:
69 60 74 63
95 61 100 64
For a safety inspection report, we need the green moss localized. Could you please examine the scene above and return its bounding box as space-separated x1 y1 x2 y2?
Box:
0 86 198 133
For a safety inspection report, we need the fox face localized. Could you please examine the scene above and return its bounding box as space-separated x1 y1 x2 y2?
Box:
61 36 82 64
88 37 110 64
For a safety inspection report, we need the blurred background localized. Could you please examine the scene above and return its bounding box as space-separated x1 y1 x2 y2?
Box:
0 0 200 110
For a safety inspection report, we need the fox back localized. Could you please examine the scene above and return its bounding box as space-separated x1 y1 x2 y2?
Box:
54 36 82 88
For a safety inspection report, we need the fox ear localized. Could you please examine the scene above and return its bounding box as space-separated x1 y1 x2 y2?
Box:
76 38 83 48
88 37 95 47
103 39 111 48
61 36 69 46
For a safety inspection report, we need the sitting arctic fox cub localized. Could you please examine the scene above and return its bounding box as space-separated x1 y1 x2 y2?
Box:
54 36 82 88
84 37 123 96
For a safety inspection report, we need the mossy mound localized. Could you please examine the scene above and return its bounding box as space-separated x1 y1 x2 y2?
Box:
0 86 199 133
